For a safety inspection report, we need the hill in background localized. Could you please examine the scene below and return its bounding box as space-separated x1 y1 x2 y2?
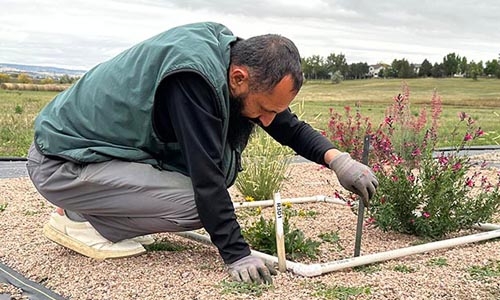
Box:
0 63 87 78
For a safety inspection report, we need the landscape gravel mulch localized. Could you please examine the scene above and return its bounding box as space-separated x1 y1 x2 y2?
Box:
1 151 499 299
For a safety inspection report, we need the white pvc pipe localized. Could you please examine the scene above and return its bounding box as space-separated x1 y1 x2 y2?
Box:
473 223 500 231
291 228 500 277
176 225 500 277
232 195 346 208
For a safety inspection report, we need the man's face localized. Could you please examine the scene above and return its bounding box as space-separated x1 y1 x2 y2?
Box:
231 73 298 127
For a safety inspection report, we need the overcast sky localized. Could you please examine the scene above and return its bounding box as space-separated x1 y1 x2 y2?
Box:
1 0 499 70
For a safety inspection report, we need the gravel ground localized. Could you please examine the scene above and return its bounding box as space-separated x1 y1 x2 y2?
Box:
1 151 499 300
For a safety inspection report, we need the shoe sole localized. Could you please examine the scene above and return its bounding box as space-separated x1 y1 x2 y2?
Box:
43 223 146 259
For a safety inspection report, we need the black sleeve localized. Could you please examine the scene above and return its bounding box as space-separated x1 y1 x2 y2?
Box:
262 108 335 166
154 72 250 264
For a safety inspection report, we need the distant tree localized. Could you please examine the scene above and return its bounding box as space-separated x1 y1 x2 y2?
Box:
325 53 349 77
468 61 483 80
40 77 55 84
0 73 10 83
431 63 445 78
346 62 369 79
18 73 33 84
457 56 468 75
302 55 328 80
418 59 433 77
59 74 72 84
443 52 460 76
330 70 343 84
390 58 412 78
484 59 500 78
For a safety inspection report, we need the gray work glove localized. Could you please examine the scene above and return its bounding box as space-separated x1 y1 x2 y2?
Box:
227 255 277 285
329 152 378 207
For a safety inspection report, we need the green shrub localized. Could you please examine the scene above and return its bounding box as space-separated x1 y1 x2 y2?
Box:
242 208 320 260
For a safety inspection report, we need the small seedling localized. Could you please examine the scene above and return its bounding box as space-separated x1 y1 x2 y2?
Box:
311 282 371 300
318 231 344 251
427 257 448 267
354 264 382 274
393 264 417 273
467 260 500 281
0 203 7 212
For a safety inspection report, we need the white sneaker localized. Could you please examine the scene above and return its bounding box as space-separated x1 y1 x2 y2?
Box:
43 212 146 259
132 235 155 246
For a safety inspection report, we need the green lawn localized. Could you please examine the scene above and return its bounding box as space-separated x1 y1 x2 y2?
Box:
0 77 499 157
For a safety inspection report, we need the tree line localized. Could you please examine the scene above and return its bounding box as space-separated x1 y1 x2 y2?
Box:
302 52 500 81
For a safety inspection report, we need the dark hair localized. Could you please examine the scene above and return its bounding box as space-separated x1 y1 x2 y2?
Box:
230 34 303 93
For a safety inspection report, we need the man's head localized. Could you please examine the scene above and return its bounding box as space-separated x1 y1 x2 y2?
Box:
228 34 303 127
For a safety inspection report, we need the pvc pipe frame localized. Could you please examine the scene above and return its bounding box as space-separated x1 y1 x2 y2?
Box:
176 195 500 277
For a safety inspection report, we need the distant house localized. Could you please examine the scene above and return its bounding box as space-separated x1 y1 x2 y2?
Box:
412 63 422 75
368 64 387 78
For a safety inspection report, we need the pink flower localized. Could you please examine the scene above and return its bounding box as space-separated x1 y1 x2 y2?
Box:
423 212 430 218
463 133 473 142
458 112 467 121
365 217 376 226
411 148 421 157
465 178 474 187
452 162 462 171
475 128 484 137
438 155 449 165
372 164 381 172
407 174 415 182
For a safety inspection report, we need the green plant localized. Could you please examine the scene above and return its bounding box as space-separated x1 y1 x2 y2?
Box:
218 280 272 297
318 231 344 251
393 264 417 273
311 282 371 300
242 208 320 260
144 239 187 252
14 104 23 114
0 203 7 212
467 260 500 280
235 127 293 200
427 257 448 267
353 264 382 274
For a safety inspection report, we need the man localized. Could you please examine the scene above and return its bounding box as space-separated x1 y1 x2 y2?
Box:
26 22 378 285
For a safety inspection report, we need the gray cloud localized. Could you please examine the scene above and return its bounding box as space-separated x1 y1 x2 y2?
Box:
1 0 499 69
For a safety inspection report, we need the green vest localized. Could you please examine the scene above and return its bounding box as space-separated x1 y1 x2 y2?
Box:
34 22 239 186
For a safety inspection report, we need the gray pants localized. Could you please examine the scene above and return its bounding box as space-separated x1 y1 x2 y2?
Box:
26 143 202 242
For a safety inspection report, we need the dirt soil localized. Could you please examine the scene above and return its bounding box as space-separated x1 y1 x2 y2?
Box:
1 151 499 300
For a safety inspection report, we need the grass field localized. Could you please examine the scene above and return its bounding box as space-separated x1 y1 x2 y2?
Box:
0 78 499 157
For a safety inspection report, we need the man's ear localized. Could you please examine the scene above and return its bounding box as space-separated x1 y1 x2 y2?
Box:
228 65 249 95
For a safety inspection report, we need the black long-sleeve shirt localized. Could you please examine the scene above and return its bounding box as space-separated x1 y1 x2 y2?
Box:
154 72 334 264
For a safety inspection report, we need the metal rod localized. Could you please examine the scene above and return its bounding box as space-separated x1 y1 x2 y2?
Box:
354 135 371 257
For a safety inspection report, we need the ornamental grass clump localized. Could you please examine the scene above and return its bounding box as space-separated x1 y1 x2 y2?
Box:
328 82 500 239
235 127 294 200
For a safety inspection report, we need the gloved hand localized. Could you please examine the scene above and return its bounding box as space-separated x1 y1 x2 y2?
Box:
227 255 277 284
329 152 378 207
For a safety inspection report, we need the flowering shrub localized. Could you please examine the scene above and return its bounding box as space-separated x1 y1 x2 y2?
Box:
328 82 500 238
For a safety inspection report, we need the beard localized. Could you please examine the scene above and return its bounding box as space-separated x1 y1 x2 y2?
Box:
227 94 256 151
